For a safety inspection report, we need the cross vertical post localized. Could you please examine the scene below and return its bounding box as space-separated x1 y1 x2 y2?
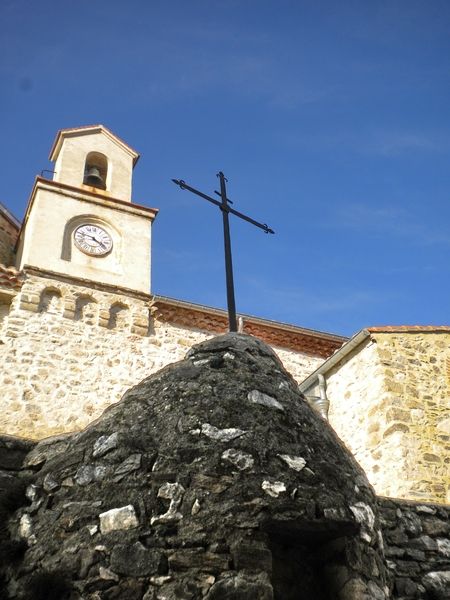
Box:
172 172 274 333
218 171 238 332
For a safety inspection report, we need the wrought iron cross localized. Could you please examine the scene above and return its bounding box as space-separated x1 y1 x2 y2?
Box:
172 172 274 332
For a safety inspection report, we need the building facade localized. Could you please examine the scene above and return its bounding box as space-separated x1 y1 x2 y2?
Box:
0 125 448 504
301 327 450 504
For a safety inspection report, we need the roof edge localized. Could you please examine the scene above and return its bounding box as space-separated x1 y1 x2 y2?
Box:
298 328 371 393
0 201 21 229
367 325 450 333
153 294 347 344
49 125 140 165
299 324 450 393
15 177 158 252
23 265 152 301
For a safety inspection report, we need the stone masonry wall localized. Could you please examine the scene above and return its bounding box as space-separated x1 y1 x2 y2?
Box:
325 332 450 505
372 332 449 505
326 338 387 494
379 497 450 599
0 273 322 440
0 211 18 267
1 435 448 599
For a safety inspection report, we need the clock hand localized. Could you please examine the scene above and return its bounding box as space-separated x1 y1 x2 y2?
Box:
83 234 105 247
89 235 108 250
96 239 107 250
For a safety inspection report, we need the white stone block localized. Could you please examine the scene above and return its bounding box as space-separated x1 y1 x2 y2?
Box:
278 454 306 472
262 480 286 497
248 390 284 411
201 423 246 442
99 505 138 533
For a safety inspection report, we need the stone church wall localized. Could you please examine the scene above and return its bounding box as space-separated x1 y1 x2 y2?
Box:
0 208 18 267
0 273 322 440
325 332 450 505
326 337 384 495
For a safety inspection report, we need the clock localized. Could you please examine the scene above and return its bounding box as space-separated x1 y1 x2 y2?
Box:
73 224 113 256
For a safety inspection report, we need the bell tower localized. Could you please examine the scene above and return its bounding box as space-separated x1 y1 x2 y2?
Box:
15 125 158 293
50 125 137 201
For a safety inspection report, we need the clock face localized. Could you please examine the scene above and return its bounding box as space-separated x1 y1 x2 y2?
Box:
73 224 113 256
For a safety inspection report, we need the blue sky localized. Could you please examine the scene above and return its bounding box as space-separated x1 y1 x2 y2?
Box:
1 0 449 336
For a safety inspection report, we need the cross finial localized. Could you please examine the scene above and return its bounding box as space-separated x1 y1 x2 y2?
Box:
172 173 274 332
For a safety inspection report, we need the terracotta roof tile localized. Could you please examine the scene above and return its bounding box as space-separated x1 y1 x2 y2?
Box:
153 296 346 358
0 264 24 291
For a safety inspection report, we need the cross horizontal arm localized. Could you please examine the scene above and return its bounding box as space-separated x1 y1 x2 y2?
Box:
171 179 274 234
227 205 274 234
172 179 222 209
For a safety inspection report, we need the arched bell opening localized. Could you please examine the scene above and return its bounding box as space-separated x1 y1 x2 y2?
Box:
83 152 108 190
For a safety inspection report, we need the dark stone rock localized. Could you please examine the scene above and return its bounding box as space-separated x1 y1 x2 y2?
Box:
409 535 437 552
168 549 230 573
395 560 421 576
205 572 274 599
422 519 449 537
404 548 426 561
110 541 161 576
102 579 145 600
92 432 119 458
385 546 405 558
232 542 272 572
422 571 450 599
400 511 423 537
0 435 35 470
113 453 142 478
378 497 450 598
24 434 71 470
386 529 410 545
395 577 418 596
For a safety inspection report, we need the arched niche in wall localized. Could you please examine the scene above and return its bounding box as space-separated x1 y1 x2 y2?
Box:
83 151 108 190
107 302 130 331
61 215 120 262
74 295 98 324
38 287 63 315
0 291 13 325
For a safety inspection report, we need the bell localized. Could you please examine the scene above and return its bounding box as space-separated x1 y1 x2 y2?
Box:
84 166 105 188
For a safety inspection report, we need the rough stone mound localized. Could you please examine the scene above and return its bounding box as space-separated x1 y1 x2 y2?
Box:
3 333 390 599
